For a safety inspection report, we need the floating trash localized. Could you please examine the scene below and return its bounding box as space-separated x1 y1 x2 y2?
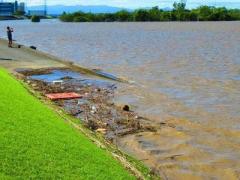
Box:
52 80 63 85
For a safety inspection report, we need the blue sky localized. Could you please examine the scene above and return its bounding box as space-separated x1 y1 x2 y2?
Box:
16 0 240 8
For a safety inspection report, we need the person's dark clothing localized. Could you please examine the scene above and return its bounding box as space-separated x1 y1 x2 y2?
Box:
7 30 12 41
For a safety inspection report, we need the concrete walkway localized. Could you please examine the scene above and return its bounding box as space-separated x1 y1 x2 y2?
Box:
0 39 66 71
0 39 125 82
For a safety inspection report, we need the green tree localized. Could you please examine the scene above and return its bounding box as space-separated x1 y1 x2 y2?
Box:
116 10 132 21
103 13 116 22
210 7 231 21
133 9 151 21
197 6 213 21
189 11 198 21
149 6 161 21
31 15 40 22
73 16 89 22
173 0 186 20
160 11 172 21
228 9 240 20
59 12 74 22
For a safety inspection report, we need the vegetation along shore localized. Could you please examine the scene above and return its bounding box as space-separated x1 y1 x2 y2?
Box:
60 2 240 22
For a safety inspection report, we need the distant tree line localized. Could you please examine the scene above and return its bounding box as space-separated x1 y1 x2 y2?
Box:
59 2 240 22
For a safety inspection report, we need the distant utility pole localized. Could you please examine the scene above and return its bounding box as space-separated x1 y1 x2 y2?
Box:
44 0 47 15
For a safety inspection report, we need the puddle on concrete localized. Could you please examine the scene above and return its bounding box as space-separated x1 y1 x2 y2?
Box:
29 69 116 89
30 70 83 82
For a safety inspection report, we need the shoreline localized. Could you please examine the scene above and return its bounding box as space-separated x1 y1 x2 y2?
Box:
0 38 159 179
0 67 145 179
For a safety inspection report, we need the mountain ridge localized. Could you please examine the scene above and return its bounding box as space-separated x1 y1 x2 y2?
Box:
27 5 131 15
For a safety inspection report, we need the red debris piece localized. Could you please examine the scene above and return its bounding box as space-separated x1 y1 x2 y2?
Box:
46 92 82 100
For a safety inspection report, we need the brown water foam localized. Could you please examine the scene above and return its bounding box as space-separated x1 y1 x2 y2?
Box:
117 117 240 179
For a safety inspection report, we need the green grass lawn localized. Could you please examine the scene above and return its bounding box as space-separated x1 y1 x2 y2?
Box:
0 68 135 179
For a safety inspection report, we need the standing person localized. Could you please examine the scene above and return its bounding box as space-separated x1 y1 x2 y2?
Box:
7 26 13 48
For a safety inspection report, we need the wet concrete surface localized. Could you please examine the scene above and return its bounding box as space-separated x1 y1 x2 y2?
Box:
0 39 66 71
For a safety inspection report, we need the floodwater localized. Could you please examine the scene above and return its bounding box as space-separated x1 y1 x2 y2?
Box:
1 20 240 179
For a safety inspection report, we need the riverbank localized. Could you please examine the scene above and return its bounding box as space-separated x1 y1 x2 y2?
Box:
0 39 156 179
0 68 136 179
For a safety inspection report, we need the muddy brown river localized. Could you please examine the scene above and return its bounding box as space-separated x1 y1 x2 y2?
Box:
1 20 240 179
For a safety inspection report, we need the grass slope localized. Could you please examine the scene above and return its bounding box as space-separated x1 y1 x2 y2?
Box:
0 68 135 179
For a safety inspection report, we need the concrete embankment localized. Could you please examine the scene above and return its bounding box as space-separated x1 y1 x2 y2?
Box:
0 39 66 70
0 39 126 82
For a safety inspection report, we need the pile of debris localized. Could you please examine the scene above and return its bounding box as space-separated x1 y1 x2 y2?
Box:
18 68 156 142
